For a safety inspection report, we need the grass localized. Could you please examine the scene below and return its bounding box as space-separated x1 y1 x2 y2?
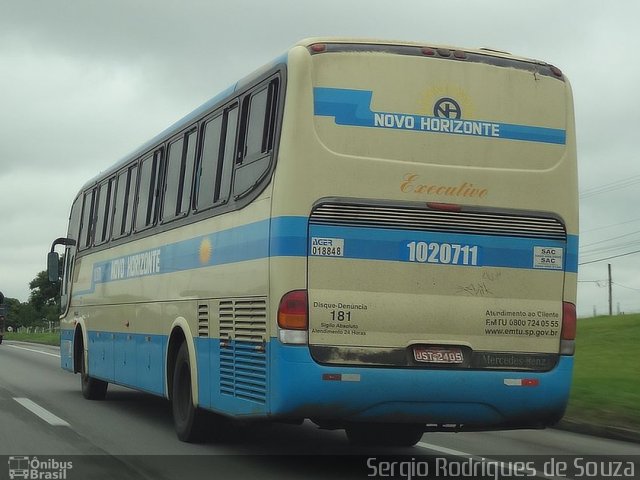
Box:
564 313 640 431
3 331 60 346
3 315 638 432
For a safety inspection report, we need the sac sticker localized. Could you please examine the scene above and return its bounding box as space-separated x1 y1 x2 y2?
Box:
533 247 563 270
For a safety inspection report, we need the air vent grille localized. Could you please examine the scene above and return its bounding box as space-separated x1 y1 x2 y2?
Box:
218 297 267 404
310 203 566 240
198 303 209 338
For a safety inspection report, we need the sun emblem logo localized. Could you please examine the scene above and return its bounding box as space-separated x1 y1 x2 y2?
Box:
418 85 476 119
199 238 213 265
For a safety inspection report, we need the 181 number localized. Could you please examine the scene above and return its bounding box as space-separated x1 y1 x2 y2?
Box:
330 310 351 321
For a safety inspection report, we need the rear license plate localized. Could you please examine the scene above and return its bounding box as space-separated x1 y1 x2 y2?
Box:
413 346 464 364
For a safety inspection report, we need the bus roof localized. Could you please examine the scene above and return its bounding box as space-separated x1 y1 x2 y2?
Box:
295 37 550 65
79 55 286 193
78 37 563 195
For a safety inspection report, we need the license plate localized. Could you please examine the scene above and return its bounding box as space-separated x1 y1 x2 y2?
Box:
413 346 464 364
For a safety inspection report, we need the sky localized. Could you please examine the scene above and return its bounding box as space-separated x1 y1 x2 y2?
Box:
0 0 639 317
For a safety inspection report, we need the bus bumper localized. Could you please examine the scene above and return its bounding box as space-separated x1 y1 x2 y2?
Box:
270 340 573 429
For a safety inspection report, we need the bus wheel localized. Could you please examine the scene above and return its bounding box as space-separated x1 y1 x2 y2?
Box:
80 347 108 400
172 342 206 442
345 422 424 447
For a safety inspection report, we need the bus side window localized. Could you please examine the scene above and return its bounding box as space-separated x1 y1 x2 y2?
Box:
135 150 162 231
194 104 239 212
234 77 279 197
180 130 197 214
162 137 185 221
217 105 239 203
242 86 269 162
94 177 115 245
112 166 137 239
61 195 82 310
78 189 96 250
195 115 223 211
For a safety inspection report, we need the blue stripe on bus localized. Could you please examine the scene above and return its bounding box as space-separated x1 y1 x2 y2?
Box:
68 329 571 425
314 87 567 145
73 217 578 297
310 224 577 272
566 235 578 274
85 330 166 396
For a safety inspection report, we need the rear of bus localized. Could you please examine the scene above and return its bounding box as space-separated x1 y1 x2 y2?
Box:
268 39 577 438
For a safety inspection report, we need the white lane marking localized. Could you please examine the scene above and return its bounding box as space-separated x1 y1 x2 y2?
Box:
4 344 60 358
417 441 471 457
417 440 574 480
14 398 70 427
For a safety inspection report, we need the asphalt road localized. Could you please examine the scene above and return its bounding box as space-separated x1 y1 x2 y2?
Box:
0 341 638 480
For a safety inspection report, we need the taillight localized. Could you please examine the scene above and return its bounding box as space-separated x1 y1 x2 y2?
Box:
278 290 308 345
561 302 576 340
560 302 576 355
278 290 308 330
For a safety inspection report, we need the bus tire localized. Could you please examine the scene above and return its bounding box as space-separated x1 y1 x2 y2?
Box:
172 342 206 442
345 422 424 447
80 345 108 400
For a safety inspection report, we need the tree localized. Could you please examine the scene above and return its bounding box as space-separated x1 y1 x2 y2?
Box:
3 297 39 329
29 270 60 310
3 269 62 329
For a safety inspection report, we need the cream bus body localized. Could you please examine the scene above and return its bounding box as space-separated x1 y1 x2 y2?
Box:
52 38 577 444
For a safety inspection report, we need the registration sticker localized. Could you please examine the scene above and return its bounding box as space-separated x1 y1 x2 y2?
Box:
311 237 344 257
533 246 563 270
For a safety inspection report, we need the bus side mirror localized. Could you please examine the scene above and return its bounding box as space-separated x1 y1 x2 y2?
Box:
48 251 60 282
47 237 76 283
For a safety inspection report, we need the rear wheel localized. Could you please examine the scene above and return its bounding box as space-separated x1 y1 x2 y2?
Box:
345 422 424 447
172 342 206 442
79 343 108 400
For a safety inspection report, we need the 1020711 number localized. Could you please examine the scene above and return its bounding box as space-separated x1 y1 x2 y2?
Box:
406 241 478 266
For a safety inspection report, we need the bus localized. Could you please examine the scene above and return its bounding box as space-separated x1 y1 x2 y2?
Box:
48 38 578 446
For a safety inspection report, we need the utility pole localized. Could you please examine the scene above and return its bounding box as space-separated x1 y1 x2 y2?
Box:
608 263 613 316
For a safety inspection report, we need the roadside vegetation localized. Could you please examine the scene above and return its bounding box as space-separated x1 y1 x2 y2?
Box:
564 313 640 432
3 331 60 346
1 270 60 332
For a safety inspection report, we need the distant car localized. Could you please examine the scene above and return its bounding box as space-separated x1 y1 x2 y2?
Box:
0 290 4 344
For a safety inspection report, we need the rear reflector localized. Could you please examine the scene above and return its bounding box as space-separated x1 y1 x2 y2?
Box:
279 329 308 345
504 378 539 387
561 302 577 340
278 290 308 330
322 373 361 382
